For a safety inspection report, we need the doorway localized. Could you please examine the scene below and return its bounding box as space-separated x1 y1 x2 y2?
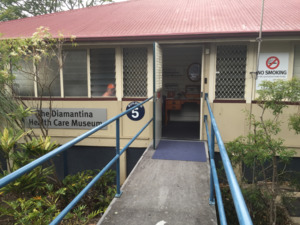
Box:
161 45 203 140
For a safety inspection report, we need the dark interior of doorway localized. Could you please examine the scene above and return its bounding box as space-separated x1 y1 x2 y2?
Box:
162 121 199 140
162 100 200 140
161 45 202 140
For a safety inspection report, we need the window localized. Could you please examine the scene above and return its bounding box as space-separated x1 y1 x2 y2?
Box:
13 58 61 97
294 45 300 79
37 57 61 97
63 50 87 97
123 48 148 97
215 45 247 99
13 60 35 96
12 48 120 98
90 48 116 97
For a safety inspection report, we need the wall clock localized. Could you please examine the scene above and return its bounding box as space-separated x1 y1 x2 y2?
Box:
187 63 201 82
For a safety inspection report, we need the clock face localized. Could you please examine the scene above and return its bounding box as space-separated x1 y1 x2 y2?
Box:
187 63 201 82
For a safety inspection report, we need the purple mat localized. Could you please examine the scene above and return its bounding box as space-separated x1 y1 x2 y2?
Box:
152 140 207 162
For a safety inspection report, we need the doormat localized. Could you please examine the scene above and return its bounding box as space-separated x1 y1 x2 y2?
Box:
152 140 207 162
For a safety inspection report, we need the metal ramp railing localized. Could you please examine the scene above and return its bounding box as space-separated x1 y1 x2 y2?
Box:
0 97 153 225
0 94 253 225
204 94 253 225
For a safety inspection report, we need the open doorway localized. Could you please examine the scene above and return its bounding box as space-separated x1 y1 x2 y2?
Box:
161 45 203 140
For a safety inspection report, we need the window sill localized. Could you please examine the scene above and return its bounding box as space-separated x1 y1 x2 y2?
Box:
252 100 300 105
122 97 148 101
213 99 246 103
20 97 118 101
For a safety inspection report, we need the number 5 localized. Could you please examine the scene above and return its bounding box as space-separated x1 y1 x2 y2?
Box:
132 109 139 119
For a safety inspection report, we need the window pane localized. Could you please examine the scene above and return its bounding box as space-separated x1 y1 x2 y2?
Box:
294 45 300 79
37 57 61 97
90 48 116 97
13 60 35 96
63 50 87 97
123 48 147 97
215 45 247 99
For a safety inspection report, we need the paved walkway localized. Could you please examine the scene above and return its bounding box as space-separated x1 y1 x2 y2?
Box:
98 142 217 225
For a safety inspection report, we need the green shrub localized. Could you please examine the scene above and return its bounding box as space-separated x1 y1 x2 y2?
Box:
0 135 117 224
62 169 116 212
0 169 116 224
221 185 292 225
0 166 54 197
222 79 300 224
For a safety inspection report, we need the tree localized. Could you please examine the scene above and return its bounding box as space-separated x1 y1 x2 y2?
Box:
0 27 76 137
289 113 300 134
0 34 31 132
226 78 300 225
0 0 113 21
0 27 76 183
61 0 113 10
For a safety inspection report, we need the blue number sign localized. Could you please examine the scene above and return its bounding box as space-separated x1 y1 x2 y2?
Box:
126 102 145 121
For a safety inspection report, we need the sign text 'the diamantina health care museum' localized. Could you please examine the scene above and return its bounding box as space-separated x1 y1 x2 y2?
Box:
25 108 107 129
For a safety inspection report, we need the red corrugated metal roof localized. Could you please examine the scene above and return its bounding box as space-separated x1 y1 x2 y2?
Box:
0 0 299 41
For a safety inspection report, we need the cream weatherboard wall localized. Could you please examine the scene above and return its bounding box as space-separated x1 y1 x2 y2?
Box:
210 104 300 148
35 39 298 151
204 40 300 156
19 39 300 184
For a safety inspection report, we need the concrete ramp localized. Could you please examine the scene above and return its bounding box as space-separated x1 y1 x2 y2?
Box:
98 142 217 225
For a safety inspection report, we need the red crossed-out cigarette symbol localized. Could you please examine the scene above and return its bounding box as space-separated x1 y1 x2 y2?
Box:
266 56 280 70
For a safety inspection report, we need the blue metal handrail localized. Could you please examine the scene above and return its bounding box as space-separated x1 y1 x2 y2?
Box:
0 96 153 225
204 94 253 225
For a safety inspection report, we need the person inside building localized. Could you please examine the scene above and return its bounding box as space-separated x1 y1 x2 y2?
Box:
102 83 116 97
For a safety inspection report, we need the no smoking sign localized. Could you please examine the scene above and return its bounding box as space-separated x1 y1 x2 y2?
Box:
256 52 289 90
266 56 280 70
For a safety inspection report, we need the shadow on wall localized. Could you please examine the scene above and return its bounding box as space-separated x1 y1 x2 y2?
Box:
53 146 146 179
0 146 146 180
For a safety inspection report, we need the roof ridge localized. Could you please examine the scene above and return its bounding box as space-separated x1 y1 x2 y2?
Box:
0 0 130 25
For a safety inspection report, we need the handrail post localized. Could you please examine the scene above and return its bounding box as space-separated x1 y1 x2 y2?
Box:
209 115 216 205
205 95 253 225
63 151 68 178
206 94 215 204
115 118 122 198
